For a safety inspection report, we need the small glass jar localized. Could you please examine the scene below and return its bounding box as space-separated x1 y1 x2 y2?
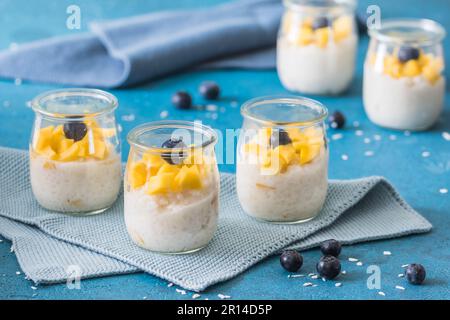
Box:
29 89 121 215
236 96 329 224
124 121 219 254
363 19 446 131
277 0 358 95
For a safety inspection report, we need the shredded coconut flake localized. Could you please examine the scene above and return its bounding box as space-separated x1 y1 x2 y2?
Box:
348 257 358 262
395 285 405 290
303 282 313 287
341 270 347 275
421 151 431 158
364 150 374 157
167 282 174 287
15 271 21 275
192 293 201 299
402 264 409 268
353 121 360 128
160 110 169 119
373 134 381 141
378 291 385 296
398 273 405 278
383 251 392 256
176 289 186 295
218 294 231 299
335 282 342 287
31 286 37 290
442 132 450 141
355 130 364 136
356 261 363 266
439 188 448 194
341 154 349 161
364 138 371 144
332 133 343 141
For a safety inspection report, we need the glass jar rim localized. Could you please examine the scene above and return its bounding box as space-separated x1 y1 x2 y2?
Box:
368 18 446 46
127 120 218 154
283 0 356 14
241 95 328 127
31 88 118 120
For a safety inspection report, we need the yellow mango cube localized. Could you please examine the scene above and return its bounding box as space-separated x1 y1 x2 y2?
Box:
39 146 57 159
143 153 166 167
91 139 107 159
333 16 352 43
58 143 80 162
128 161 148 189
147 173 176 195
274 145 296 165
402 60 421 77
286 128 305 142
56 138 74 154
175 165 202 190
297 26 314 46
422 64 441 84
299 144 321 165
157 163 180 176
315 27 329 49
35 126 54 153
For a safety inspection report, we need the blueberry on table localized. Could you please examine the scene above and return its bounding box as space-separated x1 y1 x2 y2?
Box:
280 250 303 272
270 129 292 147
199 81 220 100
316 255 341 280
398 47 420 63
172 91 192 109
320 239 342 257
328 111 346 129
161 137 187 164
405 264 426 285
312 17 330 30
63 122 87 141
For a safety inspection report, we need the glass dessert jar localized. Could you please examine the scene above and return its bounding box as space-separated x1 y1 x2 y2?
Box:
29 89 122 214
236 96 329 224
277 0 358 95
124 121 219 254
363 18 446 131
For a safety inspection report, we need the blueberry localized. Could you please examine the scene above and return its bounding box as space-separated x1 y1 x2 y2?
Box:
398 47 420 63
328 111 346 129
320 239 342 257
405 264 426 285
280 250 303 272
172 91 192 109
161 137 186 164
63 122 87 142
270 129 292 147
199 81 220 100
356 12 368 36
312 17 330 30
316 255 341 280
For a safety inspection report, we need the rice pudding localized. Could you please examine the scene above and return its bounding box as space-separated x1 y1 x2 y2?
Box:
277 0 357 95
363 19 446 130
124 121 219 253
29 121 121 213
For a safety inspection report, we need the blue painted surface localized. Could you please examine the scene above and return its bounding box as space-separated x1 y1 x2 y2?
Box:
0 0 449 300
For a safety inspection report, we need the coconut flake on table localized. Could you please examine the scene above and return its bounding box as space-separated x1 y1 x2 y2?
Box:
442 132 450 141
389 135 397 141
356 261 363 266
31 286 37 290
167 282 174 287
176 289 186 295
341 154 349 161
402 264 409 268
206 104 218 112
218 294 231 299
331 133 343 140
395 285 405 291
355 130 364 136
341 270 347 275
160 110 169 119
364 150 374 157
335 282 342 287
353 121 360 128
288 274 305 278
439 188 448 194
16 271 21 275
378 291 386 296
192 293 201 299
398 273 405 278
421 151 431 158
373 134 382 141
383 251 392 256
364 138 371 144
303 282 313 287
348 257 358 262
121 114 135 122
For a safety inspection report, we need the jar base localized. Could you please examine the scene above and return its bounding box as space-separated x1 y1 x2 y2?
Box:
39 204 112 216
132 242 208 255
247 213 318 225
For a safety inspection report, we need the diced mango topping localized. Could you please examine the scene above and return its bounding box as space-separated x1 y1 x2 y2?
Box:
128 151 209 195
374 51 443 84
32 120 113 162
129 161 148 189
286 14 353 48
243 127 323 174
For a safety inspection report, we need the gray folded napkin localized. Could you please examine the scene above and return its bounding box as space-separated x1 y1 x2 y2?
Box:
0 0 281 88
0 147 432 291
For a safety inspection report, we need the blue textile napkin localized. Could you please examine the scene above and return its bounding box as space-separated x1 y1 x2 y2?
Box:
0 0 281 88
0 147 432 291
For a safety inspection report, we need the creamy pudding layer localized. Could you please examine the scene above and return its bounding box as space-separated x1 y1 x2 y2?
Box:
30 152 121 212
125 182 219 253
363 65 445 130
277 35 357 94
237 148 328 222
